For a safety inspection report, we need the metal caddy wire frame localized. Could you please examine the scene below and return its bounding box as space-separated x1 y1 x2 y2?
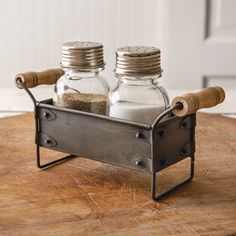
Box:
17 78 195 201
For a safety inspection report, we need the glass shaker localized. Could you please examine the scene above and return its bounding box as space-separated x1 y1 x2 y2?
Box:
107 46 169 124
53 41 108 115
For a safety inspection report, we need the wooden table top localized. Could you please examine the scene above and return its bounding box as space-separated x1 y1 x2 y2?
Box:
0 112 235 235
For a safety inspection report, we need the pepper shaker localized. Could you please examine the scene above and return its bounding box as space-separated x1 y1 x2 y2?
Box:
53 41 108 115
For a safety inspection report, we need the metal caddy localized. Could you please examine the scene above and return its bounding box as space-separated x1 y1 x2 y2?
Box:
15 69 224 201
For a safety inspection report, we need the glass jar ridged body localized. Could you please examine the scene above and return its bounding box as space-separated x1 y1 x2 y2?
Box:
53 68 108 115
107 74 169 124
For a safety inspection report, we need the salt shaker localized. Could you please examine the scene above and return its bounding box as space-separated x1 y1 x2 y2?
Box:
53 41 108 115
107 46 169 124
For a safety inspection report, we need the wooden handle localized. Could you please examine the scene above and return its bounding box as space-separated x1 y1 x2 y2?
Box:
15 68 64 89
172 86 225 117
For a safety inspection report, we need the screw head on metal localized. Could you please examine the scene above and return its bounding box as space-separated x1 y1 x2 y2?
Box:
43 112 49 118
135 160 143 166
180 148 187 155
158 130 164 137
44 138 51 144
136 132 143 139
159 158 166 167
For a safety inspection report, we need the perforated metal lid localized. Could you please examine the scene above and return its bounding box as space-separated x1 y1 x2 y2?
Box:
61 41 105 70
114 46 162 76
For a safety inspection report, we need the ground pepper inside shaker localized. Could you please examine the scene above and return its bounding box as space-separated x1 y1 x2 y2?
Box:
56 93 107 115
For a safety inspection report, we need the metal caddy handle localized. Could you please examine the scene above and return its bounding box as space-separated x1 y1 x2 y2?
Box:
15 69 225 201
151 86 225 200
15 69 77 168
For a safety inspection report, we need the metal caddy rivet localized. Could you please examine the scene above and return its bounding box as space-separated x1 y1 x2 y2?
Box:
136 132 143 139
43 112 50 118
135 160 143 167
158 129 165 137
44 138 51 144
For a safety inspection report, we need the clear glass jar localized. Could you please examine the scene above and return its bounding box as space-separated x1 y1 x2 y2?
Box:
53 41 108 115
107 74 169 124
107 46 169 124
53 68 108 115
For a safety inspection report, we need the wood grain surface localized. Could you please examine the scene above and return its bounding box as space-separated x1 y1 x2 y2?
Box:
0 113 236 235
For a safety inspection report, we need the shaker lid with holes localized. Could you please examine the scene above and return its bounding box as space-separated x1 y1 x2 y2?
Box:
61 41 105 70
114 46 162 76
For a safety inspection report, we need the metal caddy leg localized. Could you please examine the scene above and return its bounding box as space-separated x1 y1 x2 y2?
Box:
17 79 77 169
151 155 194 201
150 105 195 201
36 145 76 169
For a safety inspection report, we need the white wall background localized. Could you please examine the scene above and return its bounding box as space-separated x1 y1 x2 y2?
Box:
0 0 167 89
0 0 235 115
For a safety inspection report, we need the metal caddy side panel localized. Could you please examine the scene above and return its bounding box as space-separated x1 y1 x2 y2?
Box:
151 114 196 200
36 101 152 173
152 114 196 172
